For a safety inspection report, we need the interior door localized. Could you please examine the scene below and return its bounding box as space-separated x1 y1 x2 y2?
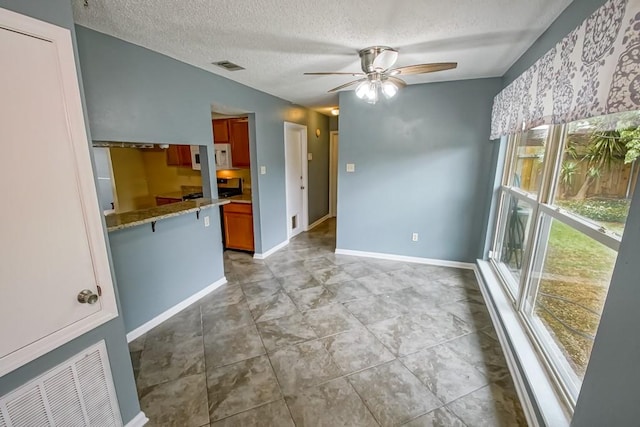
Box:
285 126 305 238
0 9 118 376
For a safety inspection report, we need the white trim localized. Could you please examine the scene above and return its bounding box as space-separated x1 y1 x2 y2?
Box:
126 277 227 342
306 214 331 231
329 131 339 217
253 239 290 260
0 8 119 377
476 260 571 427
334 248 475 269
284 122 309 239
125 411 149 427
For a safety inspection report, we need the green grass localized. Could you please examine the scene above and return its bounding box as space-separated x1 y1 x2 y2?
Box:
535 220 618 377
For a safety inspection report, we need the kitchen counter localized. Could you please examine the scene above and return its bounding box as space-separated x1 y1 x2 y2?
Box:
225 192 252 204
106 198 229 232
156 186 204 200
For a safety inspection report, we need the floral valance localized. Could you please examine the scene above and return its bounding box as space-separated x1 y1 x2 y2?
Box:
490 0 640 140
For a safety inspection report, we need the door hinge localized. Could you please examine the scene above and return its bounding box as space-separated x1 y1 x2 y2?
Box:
97 285 102 296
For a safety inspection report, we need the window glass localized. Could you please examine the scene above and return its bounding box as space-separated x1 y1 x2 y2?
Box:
493 194 535 295
509 126 548 195
525 216 617 382
553 113 639 237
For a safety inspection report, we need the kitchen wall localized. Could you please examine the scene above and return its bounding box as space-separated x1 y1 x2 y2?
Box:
142 149 203 195
494 0 640 424
109 147 153 211
0 0 140 424
217 168 252 192
337 78 502 263
75 26 330 254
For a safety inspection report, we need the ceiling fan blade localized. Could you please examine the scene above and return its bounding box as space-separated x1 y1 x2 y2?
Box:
387 76 407 88
389 62 458 76
328 78 367 93
304 72 365 76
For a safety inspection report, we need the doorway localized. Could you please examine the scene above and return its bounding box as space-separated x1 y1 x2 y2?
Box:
284 122 308 239
329 131 339 217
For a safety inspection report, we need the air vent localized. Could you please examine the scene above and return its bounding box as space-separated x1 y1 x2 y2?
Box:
212 60 245 71
0 341 122 427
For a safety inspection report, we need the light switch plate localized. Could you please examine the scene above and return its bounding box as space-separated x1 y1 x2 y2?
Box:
307 153 313 161
260 166 266 175
346 163 355 172
204 216 210 227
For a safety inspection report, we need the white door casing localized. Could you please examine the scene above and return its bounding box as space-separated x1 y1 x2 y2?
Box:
0 8 118 376
329 131 339 218
284 123 308 239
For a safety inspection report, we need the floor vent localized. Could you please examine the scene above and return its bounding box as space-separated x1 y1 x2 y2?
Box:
0 341 122 427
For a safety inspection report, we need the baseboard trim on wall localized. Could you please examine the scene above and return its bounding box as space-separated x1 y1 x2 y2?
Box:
306 214 331 231
253 239 289 260
126 277 227 343
125 411 149 427
334 248 476 270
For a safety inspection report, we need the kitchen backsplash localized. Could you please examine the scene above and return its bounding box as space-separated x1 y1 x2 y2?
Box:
216 168 251 191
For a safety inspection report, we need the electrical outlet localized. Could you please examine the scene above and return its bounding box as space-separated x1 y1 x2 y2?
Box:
346 163 355 172
307 153 313 161
204 216 210 227
412 233 419 242
260 166 266 175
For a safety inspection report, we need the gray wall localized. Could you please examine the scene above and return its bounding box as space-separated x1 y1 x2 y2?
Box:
307 113 330 223
0 0 140 423
108 211 224 332
75 26 330 254
336 78 502 263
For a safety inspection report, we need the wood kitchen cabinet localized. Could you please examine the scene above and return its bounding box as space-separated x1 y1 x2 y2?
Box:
212 118 250 168
222 202 254 251
212 119 229 144
228 119 250 167
166 145 192 167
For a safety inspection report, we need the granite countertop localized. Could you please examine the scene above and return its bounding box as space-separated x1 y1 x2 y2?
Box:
225 192 252 204
156 186 204 200
106 198 229 232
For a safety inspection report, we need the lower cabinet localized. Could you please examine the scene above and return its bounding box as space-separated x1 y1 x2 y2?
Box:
222 202 254 252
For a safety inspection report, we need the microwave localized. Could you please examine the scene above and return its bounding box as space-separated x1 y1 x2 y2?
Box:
214 143 233 169
190 145 201 170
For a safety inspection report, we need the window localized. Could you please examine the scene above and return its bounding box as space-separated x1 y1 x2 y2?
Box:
489 111 639 405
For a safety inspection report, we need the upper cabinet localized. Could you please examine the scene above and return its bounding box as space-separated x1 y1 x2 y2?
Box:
212 118 250 168
212 119 230 144
166 144 192 167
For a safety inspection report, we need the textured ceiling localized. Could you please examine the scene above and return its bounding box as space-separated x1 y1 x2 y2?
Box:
72 0 573 114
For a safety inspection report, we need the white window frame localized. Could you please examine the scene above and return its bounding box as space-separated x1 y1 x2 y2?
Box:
489 121 627 408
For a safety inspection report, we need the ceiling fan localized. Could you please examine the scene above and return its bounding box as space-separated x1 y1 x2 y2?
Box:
304 46 457 104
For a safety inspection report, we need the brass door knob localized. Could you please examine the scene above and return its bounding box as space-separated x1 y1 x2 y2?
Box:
77 289 99 304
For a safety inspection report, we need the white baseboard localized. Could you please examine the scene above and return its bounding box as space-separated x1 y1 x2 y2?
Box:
126 277 227 342
125 411 149 427
254 239 289 260
334 248 475 270
306 214 331 231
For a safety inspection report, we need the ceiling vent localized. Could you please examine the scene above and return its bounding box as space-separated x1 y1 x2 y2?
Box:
212 60 245 71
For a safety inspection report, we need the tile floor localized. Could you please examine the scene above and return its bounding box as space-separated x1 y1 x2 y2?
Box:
129 218 526 426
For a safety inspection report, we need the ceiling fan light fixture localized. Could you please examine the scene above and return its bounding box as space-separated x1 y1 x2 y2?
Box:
355 80 371 99
381 80 399 99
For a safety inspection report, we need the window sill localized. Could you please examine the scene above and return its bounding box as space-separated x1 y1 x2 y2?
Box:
475 260 572 427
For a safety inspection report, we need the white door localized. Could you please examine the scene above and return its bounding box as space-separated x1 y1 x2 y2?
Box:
0 9 118 376
284 123 308 238
329 132 339 217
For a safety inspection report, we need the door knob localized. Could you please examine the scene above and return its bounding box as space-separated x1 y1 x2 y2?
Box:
77 289 99 304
